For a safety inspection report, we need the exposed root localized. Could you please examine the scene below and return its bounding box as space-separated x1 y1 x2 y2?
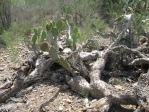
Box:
129 58 149 65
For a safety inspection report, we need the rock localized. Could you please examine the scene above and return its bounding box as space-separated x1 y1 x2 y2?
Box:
63 99 72 103
41 106 50 112
63 48 72 54
88 97 109 109
58 105 64 111
114 85 123 90
58 41 64 50
83 98 89 108
0 67 4 71
0 64 6 71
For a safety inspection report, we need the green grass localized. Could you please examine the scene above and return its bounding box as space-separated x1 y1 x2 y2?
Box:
0 18 49 62
91 18 108 32
0 22 27 62
1 0 109 53
1 22 28 47
79 21 94 42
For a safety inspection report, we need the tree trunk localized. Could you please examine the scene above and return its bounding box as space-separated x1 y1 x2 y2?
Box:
0 0 11 34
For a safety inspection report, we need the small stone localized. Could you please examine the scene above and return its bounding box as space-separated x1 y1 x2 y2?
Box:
16 103 23 107
63 99 72 103
42 106 49 112
58 105 64 111
89 97 108 109
30 98 35 101
114 85 123 90
0 67 4 71
83 98 89 103
83 98 89 107
63 48 72 54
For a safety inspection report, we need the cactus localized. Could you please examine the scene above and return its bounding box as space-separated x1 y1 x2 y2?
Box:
49 47 59 61
56 20 63 32
46 20 65 51
30 19 77 72
46 22 53 31
37 27 42 36
40 31 47 42
72 27 80 50
31 27 44 45
40 41 49 52
65 22 80 50
31 34 37 45
62 6 71 21
59 56 71 72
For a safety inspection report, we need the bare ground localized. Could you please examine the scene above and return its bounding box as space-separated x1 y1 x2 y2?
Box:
0 37 111 112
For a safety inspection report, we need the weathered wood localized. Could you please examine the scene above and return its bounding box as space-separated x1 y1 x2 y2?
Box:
0 54 54 103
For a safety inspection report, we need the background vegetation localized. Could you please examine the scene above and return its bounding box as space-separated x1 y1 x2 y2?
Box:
0 0 149 49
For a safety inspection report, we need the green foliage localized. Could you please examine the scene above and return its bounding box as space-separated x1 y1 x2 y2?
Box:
49 47 59 60
0 22 28 62
30 19 74 72
1 22 25 46
41 31 47 41
71 26 80 49
103 0 149 39
79 22 93 42
92 18 108 31
61 6 72 21
40 42 49 52
60 1 108 41
0 0 11 35
65 22 80 50
79 88 88 98
62 6 71 14
46 20 64 51
59 56 71 72
143 19 149 31
56 20 63 31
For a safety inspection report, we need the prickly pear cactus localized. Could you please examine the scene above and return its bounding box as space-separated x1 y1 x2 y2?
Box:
40 41 49 52
59 56 71 72
31 18 79 72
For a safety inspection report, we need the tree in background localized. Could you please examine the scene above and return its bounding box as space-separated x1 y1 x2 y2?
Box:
0 0 11 34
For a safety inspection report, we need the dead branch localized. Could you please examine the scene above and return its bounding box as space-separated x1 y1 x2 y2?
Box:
0 53 54 103
129 58 149 65
79 50 99 61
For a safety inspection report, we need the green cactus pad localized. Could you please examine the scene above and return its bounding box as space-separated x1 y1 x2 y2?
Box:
59 56 71 72
56 20 63 31
51 28 58 37
46 22 53 31
34 28 38 34
37 27 42 36
49 47 59 60
40 31 47 42
40 42 50 52
31 34 37 44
